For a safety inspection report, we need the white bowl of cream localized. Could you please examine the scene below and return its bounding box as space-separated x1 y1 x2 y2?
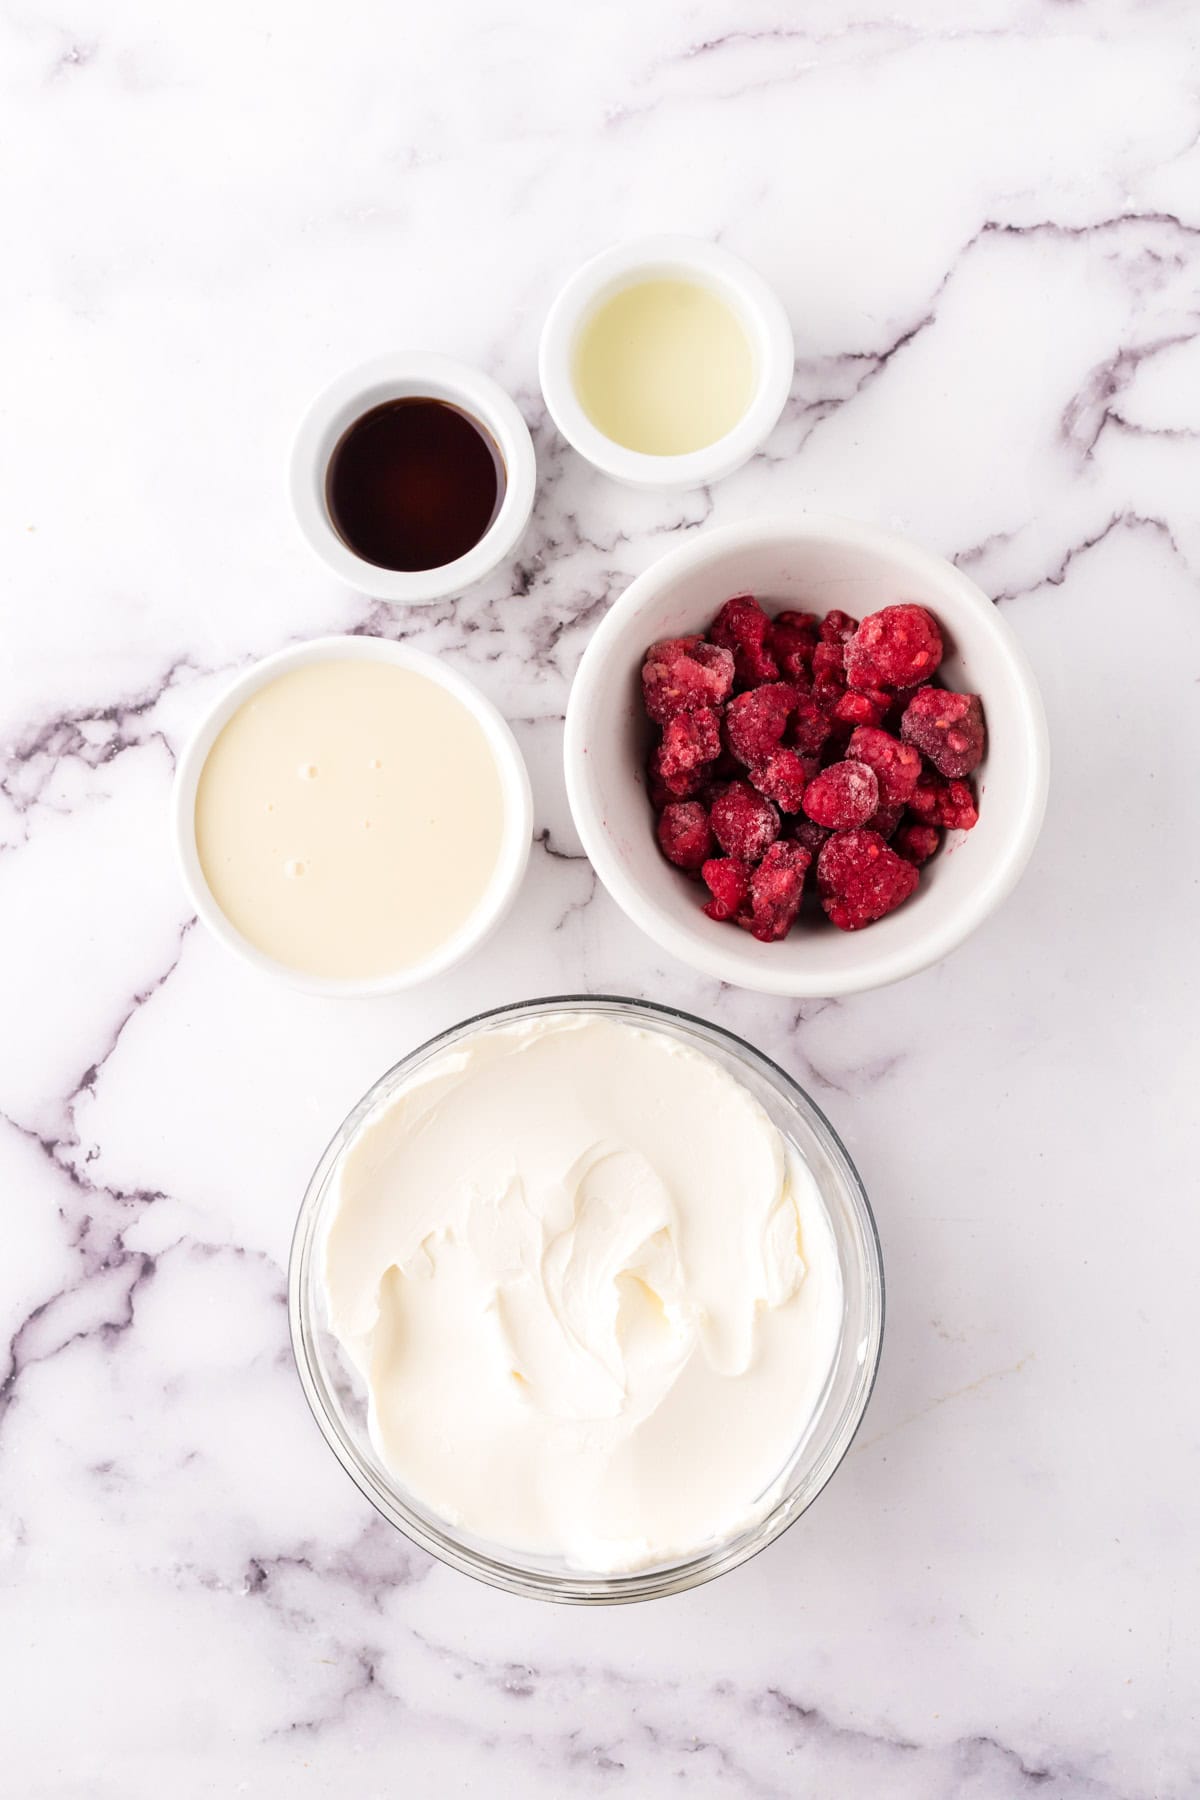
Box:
171 636 533 996
538 236 795 490
289 998 884 1601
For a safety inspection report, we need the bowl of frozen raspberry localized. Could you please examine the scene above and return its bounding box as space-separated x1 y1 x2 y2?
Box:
564 515 1049 996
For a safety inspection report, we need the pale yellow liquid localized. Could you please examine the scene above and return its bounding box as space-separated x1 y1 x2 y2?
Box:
573 277 755 456
194 661 505 980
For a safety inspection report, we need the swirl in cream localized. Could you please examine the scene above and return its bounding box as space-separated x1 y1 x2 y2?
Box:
321 1014 843 1572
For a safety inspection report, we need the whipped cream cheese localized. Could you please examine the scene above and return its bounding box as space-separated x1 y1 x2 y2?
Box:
321 1013 843 1572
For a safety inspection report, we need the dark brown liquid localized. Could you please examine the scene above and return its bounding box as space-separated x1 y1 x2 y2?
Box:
326 398 505 572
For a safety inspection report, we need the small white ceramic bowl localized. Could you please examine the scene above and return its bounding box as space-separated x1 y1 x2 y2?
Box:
290 354 537 603
539 236 794 490
564 516 1049 998
172 635 533 997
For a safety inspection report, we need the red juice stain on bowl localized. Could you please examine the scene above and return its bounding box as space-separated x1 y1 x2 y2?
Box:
326 398 505 572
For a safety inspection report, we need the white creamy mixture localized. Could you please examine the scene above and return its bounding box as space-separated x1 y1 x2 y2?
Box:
322 1014 843 1572
194 660 504 981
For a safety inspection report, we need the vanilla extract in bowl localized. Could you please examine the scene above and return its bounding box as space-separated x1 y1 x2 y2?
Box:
326 397 505 573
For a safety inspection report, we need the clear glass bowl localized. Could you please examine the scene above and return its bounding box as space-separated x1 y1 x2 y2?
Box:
288 996 884 1604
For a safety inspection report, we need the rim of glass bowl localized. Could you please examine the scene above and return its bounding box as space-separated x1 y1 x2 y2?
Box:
288 995 885 1605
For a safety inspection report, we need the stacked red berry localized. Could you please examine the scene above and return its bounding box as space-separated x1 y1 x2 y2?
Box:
640 597 986 937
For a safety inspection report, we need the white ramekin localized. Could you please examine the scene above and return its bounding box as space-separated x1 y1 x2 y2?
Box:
171 635 533 997
564 515 1050 999
538 235 794 490
289 355 537 603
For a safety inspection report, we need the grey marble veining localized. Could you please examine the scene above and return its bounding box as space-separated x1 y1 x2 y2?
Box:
2 0 1198 1794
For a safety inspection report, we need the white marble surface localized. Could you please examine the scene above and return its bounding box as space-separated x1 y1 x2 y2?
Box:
3 0 1198 1793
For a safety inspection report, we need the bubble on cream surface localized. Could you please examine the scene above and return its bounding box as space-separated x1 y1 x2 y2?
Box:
321 1013 844 1573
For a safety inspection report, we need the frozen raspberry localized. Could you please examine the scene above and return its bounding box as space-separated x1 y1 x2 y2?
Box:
641 637 735 724
648 743 702 801
710 780 780 863
646 755 674 811
894 822 941 865
811 641 847 709
709 595 779 688
790 817 831 857
659 707 721 786
845 726 922 805
751 748 815 813
725 682 797 766
886 680 930 722
651 745 698 802
907 769 979 831
820 609 859 646
846 604 943 692
900 687 986 778
737 842 812 942
802 759 880 830
817 828 919 931
656 801 714 870
701 856 751 922
791 691 835 756
867 801 904 839
831 689 890 732
767 610 820 680
905 769 938 821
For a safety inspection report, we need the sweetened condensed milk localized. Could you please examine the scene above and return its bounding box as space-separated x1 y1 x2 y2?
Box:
194 659 504 979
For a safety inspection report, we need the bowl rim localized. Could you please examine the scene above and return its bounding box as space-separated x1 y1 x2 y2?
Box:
287 993 886 1604
538 235 794 490
170 634 534 997
564 512 1051 997
289 353 537 602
